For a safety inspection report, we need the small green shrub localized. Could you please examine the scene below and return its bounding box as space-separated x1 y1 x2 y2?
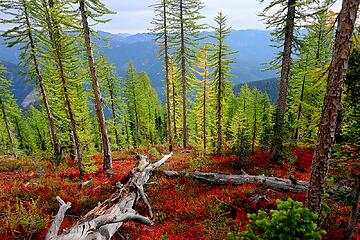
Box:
148 148 161 158
227 198 326 240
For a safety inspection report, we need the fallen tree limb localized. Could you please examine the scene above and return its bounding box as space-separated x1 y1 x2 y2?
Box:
46 152 173 240
163 170 350 195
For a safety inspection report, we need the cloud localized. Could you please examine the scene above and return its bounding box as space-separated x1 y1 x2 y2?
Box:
96 0 266 33
0 0 343 34
95 0 342 34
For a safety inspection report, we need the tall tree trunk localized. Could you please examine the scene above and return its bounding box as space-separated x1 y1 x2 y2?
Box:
306 0 359 217
14 117 24 151
179 0 188 148
79 0 112 171
0 98 15 156
294 55 308 141
36 124 46 151
107 79 120 148
272 0 296 161
45 0 84 176
162 0 173 150
252 92 257 154
239 97 246 149
203 48 208 155
216 31 223 156
23 0 61 157
132 85 140 146
172 77 177 141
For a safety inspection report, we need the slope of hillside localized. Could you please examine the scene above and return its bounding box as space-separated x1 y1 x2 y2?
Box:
0 60 34 107
234 78 279 103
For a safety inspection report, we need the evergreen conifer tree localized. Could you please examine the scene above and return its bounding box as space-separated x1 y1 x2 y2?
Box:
168 0 205 148
210 12 235 155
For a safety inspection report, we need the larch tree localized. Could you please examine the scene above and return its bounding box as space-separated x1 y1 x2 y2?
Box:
251 88 260 154
306 0 359 219
27 106 51 153
0 64 17 157
259 0 297 161
0 0 61 157
36 0 84 176
78 0 113 171
124 63 141 147
168 0 205 148
210 12 235 155
193 44 213 154
97 55 123 149
288 2 335 144
151 0 173 149
259 94 272 151
239 85 252 155
168 57 181 142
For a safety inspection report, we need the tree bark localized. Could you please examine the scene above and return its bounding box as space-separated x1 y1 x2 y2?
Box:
172 71 177 142
163 170 350 196
272 0 296 161
179 0 188 148
0 97 15 156
79 0 112 171
293 56 307 142
46 153 173 240
306 0 359 217
106 79 120 148
216 21 223 156
162 0 173 149
252 91 257 154
14 117 24 151
23 0 61 157
203 46 208 155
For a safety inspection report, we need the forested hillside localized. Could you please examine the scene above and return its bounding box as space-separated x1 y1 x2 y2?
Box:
234 78 279 103
0 0 359 239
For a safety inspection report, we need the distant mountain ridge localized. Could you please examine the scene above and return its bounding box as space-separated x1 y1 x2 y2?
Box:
0 29 278 107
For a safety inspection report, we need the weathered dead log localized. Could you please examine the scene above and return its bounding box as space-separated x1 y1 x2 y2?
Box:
46 152 173 240
163 170 350 195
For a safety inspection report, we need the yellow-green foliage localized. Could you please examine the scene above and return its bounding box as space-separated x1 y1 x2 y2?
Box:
3 198 50 234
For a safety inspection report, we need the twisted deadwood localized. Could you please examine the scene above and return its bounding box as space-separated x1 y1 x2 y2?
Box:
163 170 350 196
46 152 173 240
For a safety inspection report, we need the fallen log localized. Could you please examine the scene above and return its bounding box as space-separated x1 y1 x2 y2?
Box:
163 170 350 195
46 152 173 240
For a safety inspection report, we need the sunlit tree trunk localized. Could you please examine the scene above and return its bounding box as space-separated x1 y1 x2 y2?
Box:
23 0 61 157
306 0 359 218
45 0 84 176
0 98 15 156
252 92 257 154
179 0 188 148
272 0 296 161
79 0 112 171
293 55 308 142
162 0 173 149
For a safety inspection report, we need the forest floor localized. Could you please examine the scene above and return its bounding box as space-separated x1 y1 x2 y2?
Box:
0 145 358 239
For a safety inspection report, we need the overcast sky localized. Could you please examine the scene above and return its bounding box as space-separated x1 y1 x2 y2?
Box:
94 0 342 34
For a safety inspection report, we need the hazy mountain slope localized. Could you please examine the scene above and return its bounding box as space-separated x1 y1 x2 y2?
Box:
234 78 279 103
0 29 278 106
0 59 35 107
96 30 277 87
